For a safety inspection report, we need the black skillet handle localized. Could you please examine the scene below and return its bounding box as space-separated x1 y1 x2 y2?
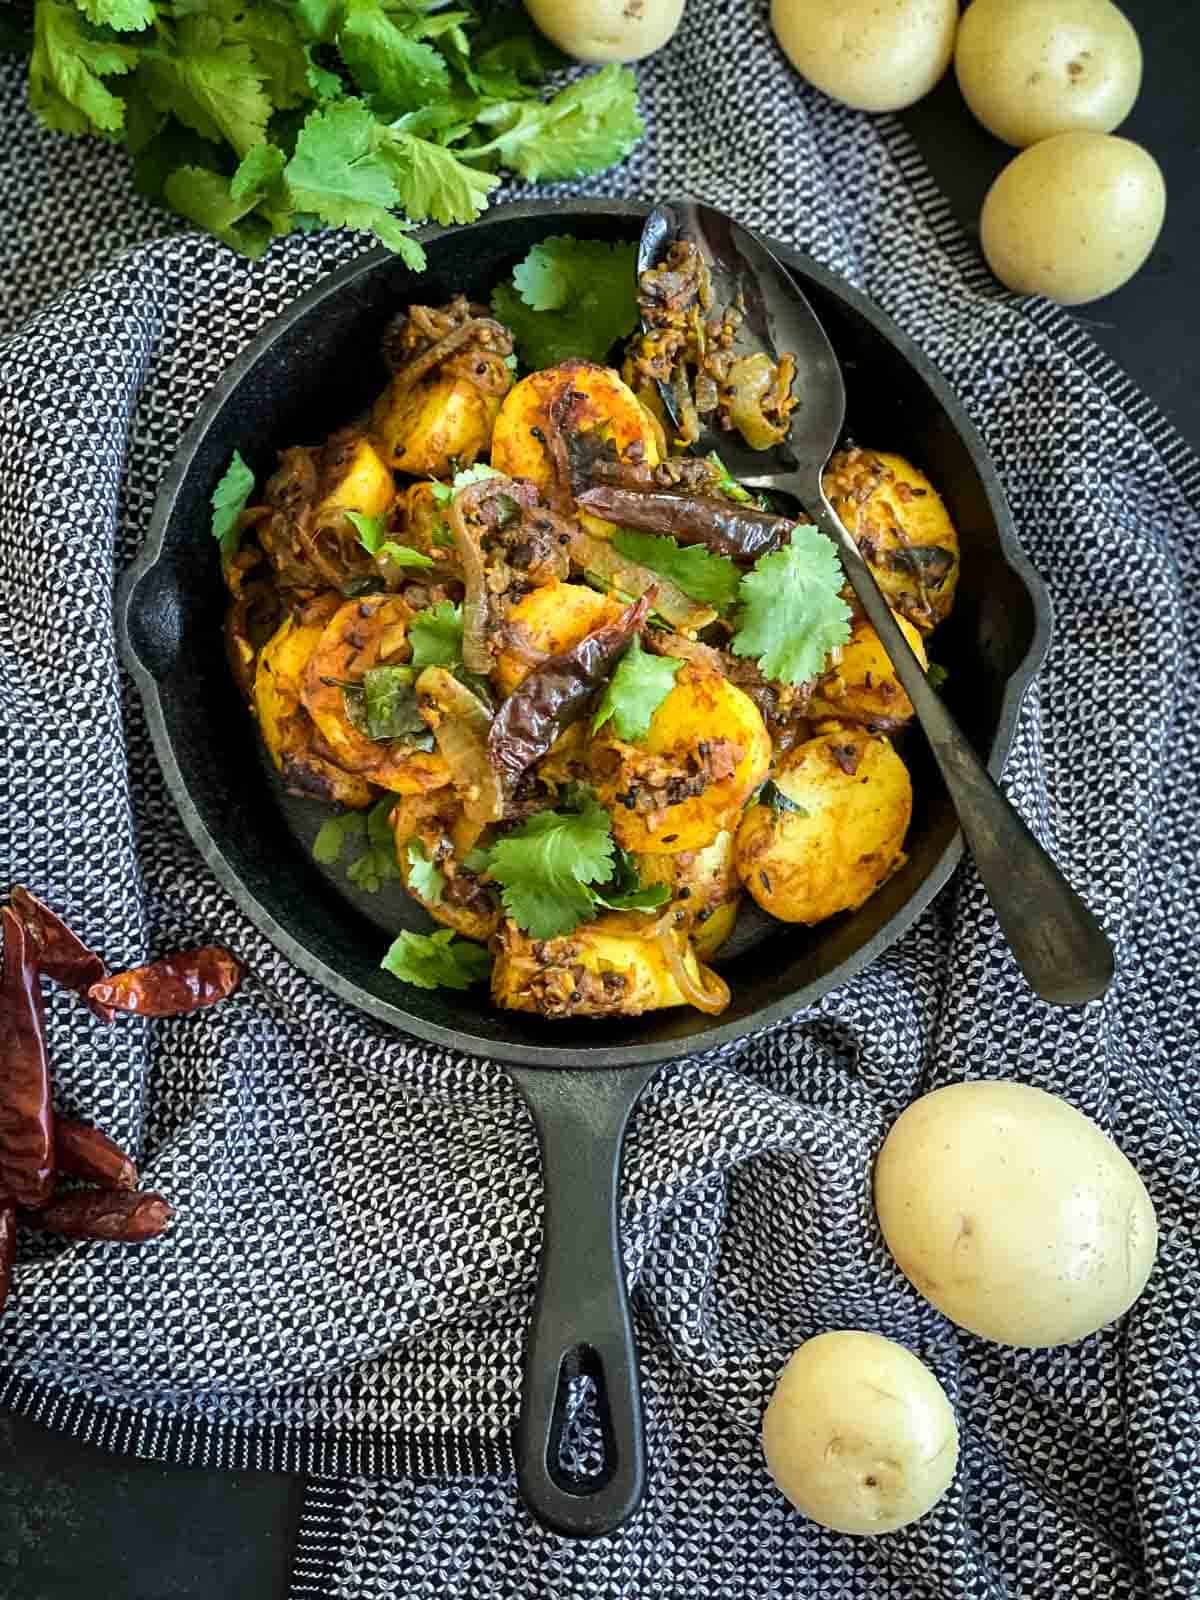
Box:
507 1063 658 1539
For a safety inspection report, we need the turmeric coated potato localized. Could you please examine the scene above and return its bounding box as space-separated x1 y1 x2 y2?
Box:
253 599 374 809
301 596 450 796
736 728 912 924
390 793 500 942
490 361 660 536
592 664 772 855
491 912 709 1018
809 612 928 729
493 580 623 696
823 450 960 633
637 830 742 960
315 432 395 524
371 372 505 479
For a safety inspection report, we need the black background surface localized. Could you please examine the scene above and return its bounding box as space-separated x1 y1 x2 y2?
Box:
1 8 1196 1596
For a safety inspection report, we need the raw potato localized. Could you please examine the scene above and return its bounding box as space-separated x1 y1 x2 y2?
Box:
770 0 958 113
874 1081 1159 1346
762 1331 959 1535
955 0 1142 147
736 728 912 924
524 0 684 63
981 132 1166 305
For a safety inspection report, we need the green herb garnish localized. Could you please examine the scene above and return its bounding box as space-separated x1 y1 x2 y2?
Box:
592 634 681 743
381 928 491 990
731 525 852 686
210 449 255 566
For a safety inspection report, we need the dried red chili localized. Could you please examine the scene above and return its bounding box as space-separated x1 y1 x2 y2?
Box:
55 1118 137 1191
88 947 243 1017
577 483 793 561
0 1200 15 1318
31 1189 172 1243
487 592 653 793
10 886 113 1023
0 906 55 1208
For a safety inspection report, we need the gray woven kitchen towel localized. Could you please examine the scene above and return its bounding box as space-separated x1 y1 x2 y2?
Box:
1 1 1198 1594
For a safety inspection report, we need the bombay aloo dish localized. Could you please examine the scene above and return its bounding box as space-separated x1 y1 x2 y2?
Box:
222 284 960 1021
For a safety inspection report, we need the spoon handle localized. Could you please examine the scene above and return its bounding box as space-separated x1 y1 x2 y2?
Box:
809 497 1114 1006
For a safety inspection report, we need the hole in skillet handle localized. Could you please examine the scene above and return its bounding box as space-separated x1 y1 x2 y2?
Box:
550 1349 616 1492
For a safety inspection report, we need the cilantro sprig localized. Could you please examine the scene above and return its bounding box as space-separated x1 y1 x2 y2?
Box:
612 528 742 616
347 510 433 570
492 235 639 369
210 449 255 566
593 635 681 743
381 929 491 990
731 525 852 686
312 796 400 893
24 6 644 263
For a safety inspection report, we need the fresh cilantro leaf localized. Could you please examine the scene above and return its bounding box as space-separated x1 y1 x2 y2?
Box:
382 131 500 226
305 47 342 101
706 452 755 504
592 635 681 743
284 98 424 267
229 140 286 203
731 525 853 686
222 2 310 111
461 845 491 875
927 661 949 691
591 849 670 913
362 666 424 741
29 0 137 136
138 14 272 157
485 794 615 939
345 509 388 553
312 810 367 865
347 797 403 891
489 235 639 368
467 64 643 182
409 601 464 672
404 838 445 904
381 928 491 990
294 0 340 44
210 449 255 564
78 0 155 31
338 0 449 118
451 463 502 492
611 529 741 616
131 118 227 202
381 541 435 568
165 166 273 257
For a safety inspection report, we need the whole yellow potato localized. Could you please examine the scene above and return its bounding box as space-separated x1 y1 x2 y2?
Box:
955 0 1142 147
770 0 958 113
524 0 684 64
980 132 1165 305
763 1331 959 1535
874 1081 1158 1347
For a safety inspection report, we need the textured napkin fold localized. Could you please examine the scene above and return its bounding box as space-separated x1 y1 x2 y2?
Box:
2 3 1199 1594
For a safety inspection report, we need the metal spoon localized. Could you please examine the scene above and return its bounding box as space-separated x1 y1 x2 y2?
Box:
637 200 1114 1007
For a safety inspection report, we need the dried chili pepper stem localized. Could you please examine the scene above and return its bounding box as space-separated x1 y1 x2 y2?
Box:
10 886 113 1024
0 906 55 1207
88 947 243 1018
31 1190 173 1243
55 1118 138 1191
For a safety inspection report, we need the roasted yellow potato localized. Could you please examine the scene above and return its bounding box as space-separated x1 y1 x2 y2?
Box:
494 580 623 696
637 830 741 960
301 596 450 795
371 372 505 479
824 449 960 632
809 612 928 729
253 599 375 809
490 361 660 536
591 664 772 854
492 912 717 1018
390 793 500 942
315 432 395 523
736 728 912 923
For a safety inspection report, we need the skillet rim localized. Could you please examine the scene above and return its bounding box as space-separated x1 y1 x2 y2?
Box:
117 197 1052 1068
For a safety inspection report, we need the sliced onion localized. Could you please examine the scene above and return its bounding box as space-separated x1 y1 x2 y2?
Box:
725 353 788 450
568 527 715 635
653 913 731 1016
448 489 494 675
415 666 502 849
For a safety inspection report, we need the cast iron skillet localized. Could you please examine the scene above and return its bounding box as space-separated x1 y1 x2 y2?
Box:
118 199 1051 1538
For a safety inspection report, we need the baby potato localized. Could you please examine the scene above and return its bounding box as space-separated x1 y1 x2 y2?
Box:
301 596 450 795
736 728 911 924
874 1080 1159 1347
390 793 500 942
315 432 395 524
763 1331 959 1535
981 131 1166 305
955 0 1141 148
490 361 660 537
637 830 741 960
525 0 684 63
823 448 960 632
809 612 928 729
770 0 957 113
254 599 374 810
592 665 772 855
493 580 623 697
371 372 505 479
492 912 707 1018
